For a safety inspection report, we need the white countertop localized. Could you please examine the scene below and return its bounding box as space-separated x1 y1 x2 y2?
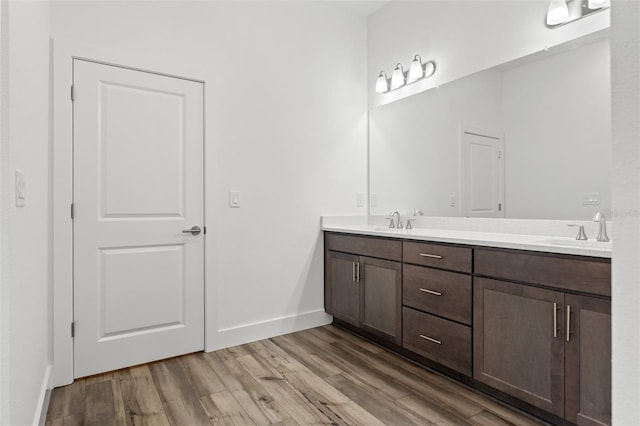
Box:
321 219 612 259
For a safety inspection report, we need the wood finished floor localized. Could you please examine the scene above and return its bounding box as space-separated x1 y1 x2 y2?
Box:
46 325 547 426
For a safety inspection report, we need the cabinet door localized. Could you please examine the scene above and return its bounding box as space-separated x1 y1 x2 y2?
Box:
474 277 565 417
326 251 360 327
359 256 402 344
565 295 611 426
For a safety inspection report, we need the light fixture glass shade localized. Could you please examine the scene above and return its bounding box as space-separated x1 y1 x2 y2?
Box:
408 55 424 83
390 64 405 90
546 0 569 26
375 71 388 93
423 61 436 78
588 0 609 9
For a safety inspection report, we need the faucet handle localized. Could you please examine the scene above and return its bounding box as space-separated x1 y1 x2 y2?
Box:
406 217 416 229
568 224 588 240
385 216 396 228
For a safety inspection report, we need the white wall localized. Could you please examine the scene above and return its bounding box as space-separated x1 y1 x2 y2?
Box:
368 0 610 107
369 68 503 216
51 1 367 357
611 1 640 423
503 38 610 220
1 0 52 425
0 0 9 422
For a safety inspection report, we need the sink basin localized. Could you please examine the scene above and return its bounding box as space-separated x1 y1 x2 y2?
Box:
538 238 612 250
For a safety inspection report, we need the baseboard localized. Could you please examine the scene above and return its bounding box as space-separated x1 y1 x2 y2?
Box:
206 309 332 352
34 365 52 426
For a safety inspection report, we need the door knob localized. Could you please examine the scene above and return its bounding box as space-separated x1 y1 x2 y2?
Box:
182 226 202 236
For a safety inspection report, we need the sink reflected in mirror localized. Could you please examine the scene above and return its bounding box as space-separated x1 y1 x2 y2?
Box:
537 238 612 249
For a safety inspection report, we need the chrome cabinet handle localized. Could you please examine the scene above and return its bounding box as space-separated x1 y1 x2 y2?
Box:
419 253 443 259
352 261 356 282
553 302 558 338
182 226 202 236
566 305 572 342
356 262 360 283
420 288 442 296
419 334 442 345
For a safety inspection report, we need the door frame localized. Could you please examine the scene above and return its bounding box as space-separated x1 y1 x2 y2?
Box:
458 124 505 218
52 39 217 386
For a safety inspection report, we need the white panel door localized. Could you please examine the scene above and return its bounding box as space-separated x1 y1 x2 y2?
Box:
462 131 505 218
73 59 204 378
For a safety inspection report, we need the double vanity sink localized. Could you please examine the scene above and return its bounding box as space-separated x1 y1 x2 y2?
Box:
322 216 611 426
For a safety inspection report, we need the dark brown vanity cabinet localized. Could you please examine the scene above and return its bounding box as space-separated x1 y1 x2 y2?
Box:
474 248 611 425
324 232 611 425
325 233 402 344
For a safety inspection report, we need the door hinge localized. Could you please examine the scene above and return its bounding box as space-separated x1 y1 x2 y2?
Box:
203 226 207 235
71 85 75 101
71 203 74 219
498 150 502 159
499 203 502 211
71 321 76 338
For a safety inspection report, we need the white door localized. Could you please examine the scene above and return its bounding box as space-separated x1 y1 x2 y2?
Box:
461 130 505 218
73 59 204 378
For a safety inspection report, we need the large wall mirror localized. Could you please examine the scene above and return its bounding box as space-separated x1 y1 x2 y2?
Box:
369 30 610 220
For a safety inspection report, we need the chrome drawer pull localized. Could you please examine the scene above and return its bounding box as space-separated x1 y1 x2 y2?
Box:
419 253 443 259
419 334 442 345
420 288 442 296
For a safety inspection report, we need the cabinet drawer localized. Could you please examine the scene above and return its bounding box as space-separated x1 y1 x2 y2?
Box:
403 265 471 325
402 307 472 376
325 233 402 261
475 248 611 297
403 241 472 273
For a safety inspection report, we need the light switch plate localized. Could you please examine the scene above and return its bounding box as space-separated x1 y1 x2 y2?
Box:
15 170 25 207
229 190 240 208
370 193 378 207
356 192 364 207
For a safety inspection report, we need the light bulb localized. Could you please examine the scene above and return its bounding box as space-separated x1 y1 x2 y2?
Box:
424 61 436 78
546 0 569 26
408 55 424 83
588 0 609 9
390 64 405 90
375 71 388 93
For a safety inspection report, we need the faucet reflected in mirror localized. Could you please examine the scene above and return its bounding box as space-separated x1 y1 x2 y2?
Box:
387 210 402 229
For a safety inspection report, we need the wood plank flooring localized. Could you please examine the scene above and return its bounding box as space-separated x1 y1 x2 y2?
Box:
46 325 547 425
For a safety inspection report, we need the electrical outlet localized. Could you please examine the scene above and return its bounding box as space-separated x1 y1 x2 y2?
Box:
370 193 378 207
449 194 457 207
582 193 600 206
356 192 364 207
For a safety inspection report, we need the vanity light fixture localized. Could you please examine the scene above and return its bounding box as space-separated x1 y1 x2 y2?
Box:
375 71 389 93
546 0 609 28
546 0 569 26
390 63 406 90
377 55 437 94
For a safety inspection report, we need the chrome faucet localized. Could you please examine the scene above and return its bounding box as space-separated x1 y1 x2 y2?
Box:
406 210 423 229
593 212 610 242
387 210 402 229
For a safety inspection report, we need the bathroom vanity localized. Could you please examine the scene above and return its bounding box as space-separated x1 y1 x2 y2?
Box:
323 221 611 426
